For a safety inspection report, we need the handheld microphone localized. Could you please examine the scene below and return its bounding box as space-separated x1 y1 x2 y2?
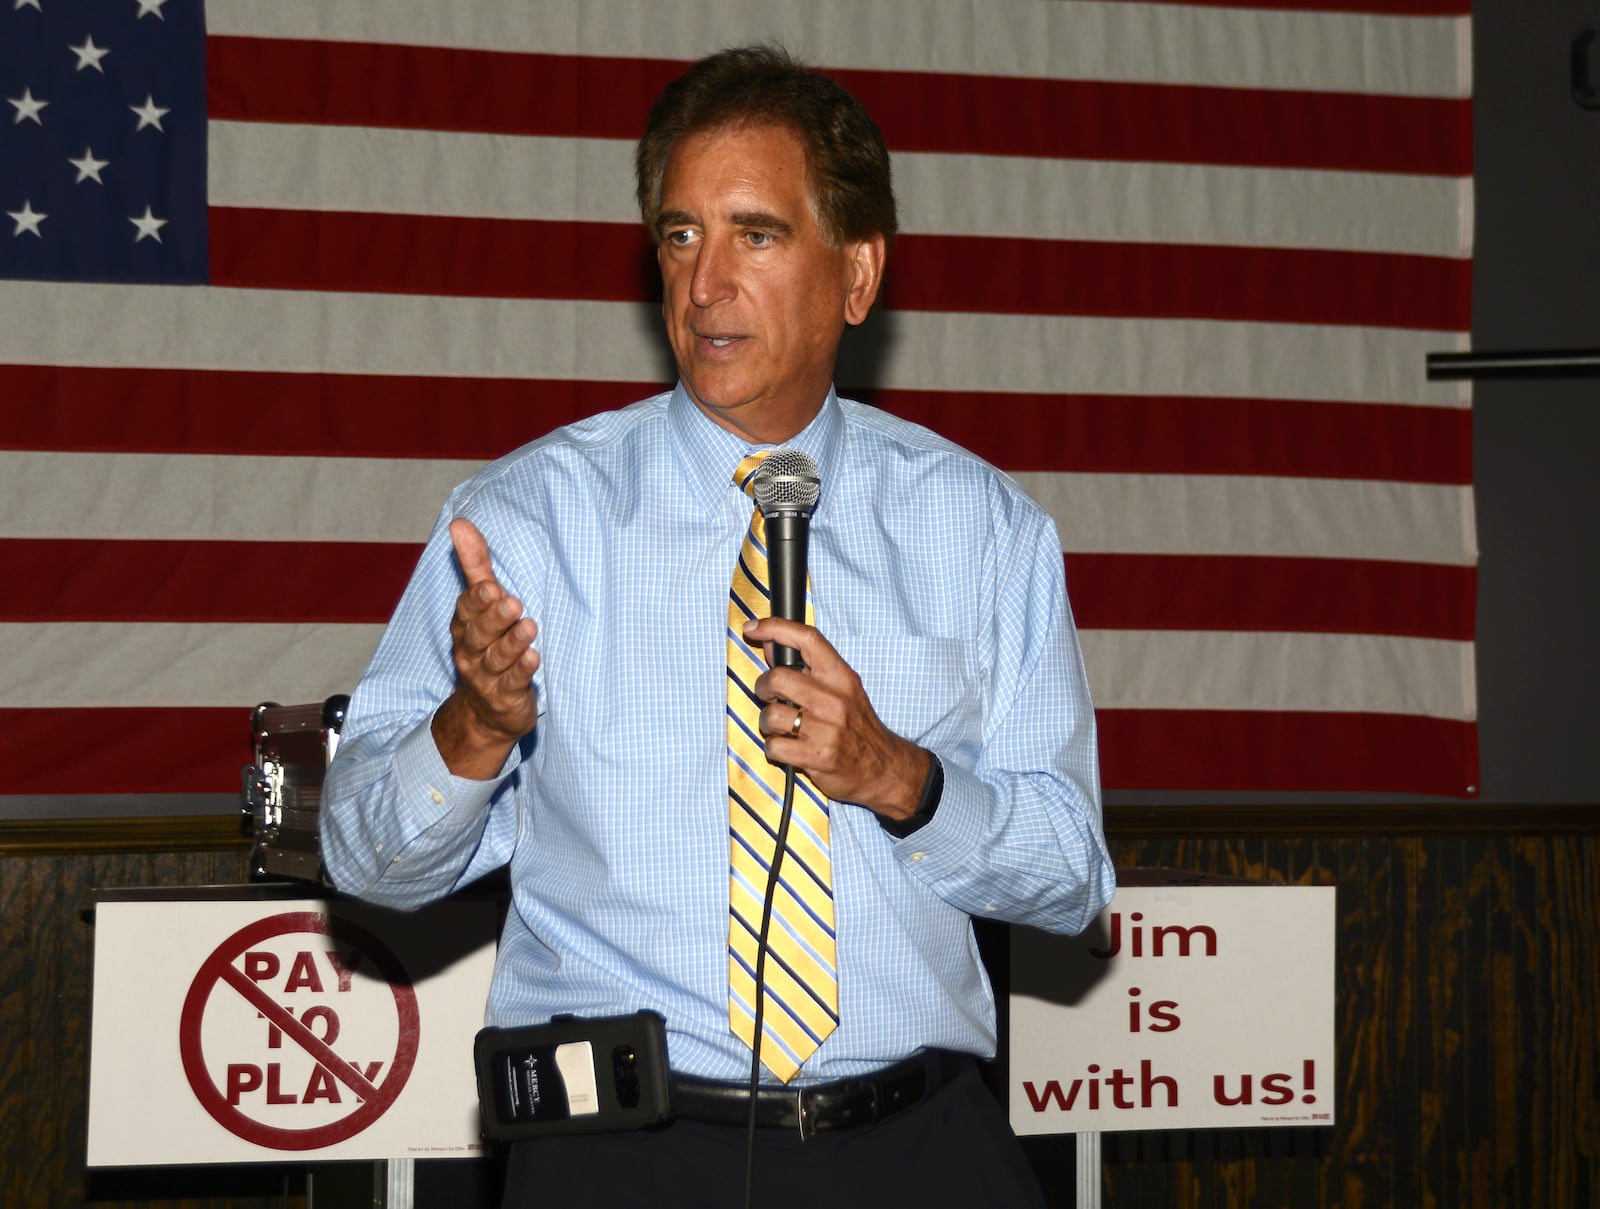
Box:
752 449 820 669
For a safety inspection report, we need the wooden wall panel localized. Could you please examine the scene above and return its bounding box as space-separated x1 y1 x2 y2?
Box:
1 817 1595 1209
0 845 306 1209
1096 832 1599 1209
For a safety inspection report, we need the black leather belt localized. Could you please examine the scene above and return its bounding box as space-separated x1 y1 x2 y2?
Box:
669 1050 970 1140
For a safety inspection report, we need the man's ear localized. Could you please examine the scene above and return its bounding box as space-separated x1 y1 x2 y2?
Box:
842 233 887 326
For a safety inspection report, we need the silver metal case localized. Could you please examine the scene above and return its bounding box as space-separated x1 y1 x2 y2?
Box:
240 695 348 884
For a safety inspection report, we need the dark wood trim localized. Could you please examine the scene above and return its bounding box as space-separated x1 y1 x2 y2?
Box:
0 815 252 857
2 802 1597 857
1105 801 1600 837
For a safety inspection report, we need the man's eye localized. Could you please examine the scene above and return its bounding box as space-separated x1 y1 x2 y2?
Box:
745 231 773 247
665 229 696 246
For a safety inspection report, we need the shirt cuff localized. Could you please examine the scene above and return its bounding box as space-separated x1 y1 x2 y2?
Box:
392 713 520 831
887 754 985 873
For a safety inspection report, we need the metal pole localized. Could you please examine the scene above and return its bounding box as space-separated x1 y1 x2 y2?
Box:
1426 348 1600 379
383 1158 415 1209
1076 1131 1102 1209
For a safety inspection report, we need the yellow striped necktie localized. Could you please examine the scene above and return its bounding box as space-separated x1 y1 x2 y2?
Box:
726 451 838 1082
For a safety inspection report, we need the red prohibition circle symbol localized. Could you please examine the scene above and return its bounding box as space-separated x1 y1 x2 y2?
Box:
179 911 420 1151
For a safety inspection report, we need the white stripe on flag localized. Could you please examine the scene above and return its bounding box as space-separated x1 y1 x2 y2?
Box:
1015 473 1477 566
1080 629 1477 720
0 283 676 383
205 0 1470 98
844 313 1470 406
894 156 1472 257
209 123 641 225
3 452 480 543
0 623 385 708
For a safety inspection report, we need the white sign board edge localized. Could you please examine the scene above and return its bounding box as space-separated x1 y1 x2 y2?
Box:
1008 883 1336 1135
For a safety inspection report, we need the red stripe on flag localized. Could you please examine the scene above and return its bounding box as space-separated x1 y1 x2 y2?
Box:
1097 708 1479 795
1 539 420 623
0 708 248 795
0 706 1479 796
208 211 658 302
207 38 1471 175
837 72 1472 175
206 38 675 140
887 237 1470 331
1067 554 1475 639
207 209 1471 331
8 541 1472 640
865 389 1473 484
0 365 654 460
3 367 1472 484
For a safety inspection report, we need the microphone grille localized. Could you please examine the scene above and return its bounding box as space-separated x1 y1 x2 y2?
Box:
753 449 821 514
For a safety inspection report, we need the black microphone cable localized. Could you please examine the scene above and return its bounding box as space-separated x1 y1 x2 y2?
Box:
743 763 799 1209
741 449 820 1208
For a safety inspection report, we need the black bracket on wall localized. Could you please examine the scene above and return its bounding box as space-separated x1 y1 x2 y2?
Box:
1426 349 1600 380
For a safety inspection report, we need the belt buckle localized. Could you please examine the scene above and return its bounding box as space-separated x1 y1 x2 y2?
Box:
797 1078 879 1140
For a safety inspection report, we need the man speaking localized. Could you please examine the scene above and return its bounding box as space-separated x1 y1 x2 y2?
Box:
322 44 1113 1208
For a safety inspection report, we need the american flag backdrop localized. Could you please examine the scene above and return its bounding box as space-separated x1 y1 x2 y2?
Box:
0 0 1477 805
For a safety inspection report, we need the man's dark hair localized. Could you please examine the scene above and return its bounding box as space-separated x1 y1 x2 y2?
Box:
635 44 898 248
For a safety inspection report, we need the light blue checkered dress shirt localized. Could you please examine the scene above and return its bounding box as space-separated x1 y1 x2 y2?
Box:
321 385 1112 1084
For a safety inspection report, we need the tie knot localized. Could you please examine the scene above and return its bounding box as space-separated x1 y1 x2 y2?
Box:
733 451 768 500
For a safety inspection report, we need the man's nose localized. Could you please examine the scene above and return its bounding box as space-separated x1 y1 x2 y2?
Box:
689 240 735 307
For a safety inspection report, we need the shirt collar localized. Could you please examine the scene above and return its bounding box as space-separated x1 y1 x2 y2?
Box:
666 383 844 517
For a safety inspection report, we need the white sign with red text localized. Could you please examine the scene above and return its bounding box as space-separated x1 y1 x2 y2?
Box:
1009 882 1335 1134
88 893 498 1165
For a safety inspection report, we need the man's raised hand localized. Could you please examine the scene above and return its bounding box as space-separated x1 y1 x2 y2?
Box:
430 518 541 780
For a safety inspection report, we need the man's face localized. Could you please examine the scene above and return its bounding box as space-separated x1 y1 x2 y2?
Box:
655 123 884 445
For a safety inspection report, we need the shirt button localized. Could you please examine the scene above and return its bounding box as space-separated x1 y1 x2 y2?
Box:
909 851 927 862
430 788 444 805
